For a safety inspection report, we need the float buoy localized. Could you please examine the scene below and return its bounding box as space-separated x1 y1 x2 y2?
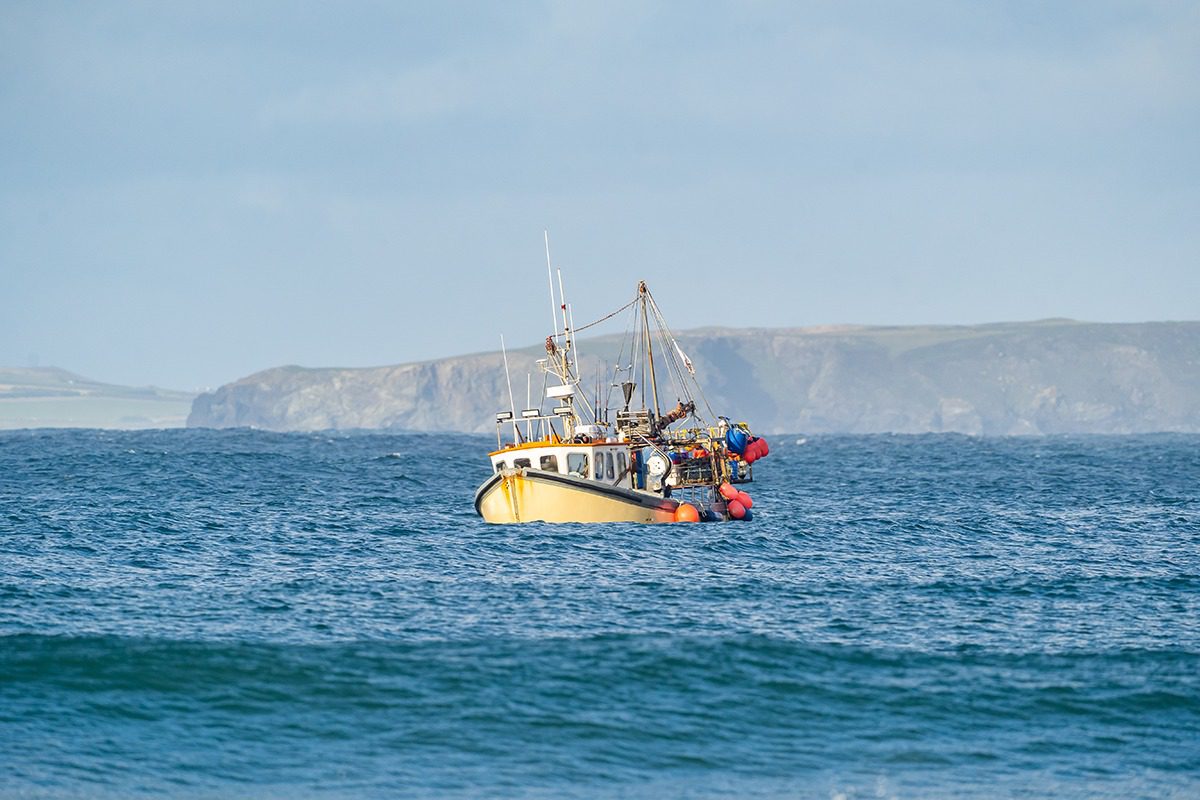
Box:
728 499 746 519
736 491 753 509
674 503 700 523
719 482 739 500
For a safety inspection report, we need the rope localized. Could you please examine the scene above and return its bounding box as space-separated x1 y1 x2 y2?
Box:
572 296 638 333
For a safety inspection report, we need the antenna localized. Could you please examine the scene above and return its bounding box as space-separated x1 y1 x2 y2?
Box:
544 231 558 337
500 335 520 443
555 267 569 383
567 300 596 421
558 268 573 374
557 268 567 339
568 301 579 377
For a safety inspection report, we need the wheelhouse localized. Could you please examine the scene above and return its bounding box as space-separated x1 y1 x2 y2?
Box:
489 441 631 487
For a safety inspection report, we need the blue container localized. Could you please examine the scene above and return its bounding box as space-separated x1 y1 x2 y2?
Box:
726 428 749 455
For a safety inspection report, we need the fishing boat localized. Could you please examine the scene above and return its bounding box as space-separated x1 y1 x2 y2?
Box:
474 255 769 524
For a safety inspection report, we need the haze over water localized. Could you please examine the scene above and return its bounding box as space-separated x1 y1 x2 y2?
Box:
3 429 1197 798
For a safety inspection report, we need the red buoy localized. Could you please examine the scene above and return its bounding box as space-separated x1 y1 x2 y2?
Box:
728 499 746 519
736 491 753 509
719 482 739 500
757 438 769 457
674 503 700 523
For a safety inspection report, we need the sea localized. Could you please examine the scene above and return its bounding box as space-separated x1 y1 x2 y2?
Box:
1 429 1197 799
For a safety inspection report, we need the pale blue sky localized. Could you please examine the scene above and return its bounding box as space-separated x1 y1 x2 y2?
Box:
2 1 1197 390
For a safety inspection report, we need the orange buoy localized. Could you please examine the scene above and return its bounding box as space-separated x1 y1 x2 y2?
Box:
728 499 746 519
719 482 738 500
757 438 769 457
674 502 700 523
736 491 753 509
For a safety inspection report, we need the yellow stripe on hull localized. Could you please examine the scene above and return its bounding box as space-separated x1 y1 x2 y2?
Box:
475 469 678 524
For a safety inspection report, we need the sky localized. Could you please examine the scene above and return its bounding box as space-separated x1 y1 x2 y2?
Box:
2 1 1198 390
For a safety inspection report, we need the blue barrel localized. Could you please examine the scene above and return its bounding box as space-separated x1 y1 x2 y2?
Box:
726 428 749 455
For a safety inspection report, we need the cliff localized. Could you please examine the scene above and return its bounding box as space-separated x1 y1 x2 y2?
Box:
187 320 1200 435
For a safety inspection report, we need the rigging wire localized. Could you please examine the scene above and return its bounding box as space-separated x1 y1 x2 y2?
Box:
644 287 717 421
556 282 719 430
605 298 638 415
572 296 638 334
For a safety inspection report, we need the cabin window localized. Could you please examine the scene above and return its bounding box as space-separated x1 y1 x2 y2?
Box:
617 452 627 477
606 452 615 479
594 455 604 479
539 454 559 472
513 458 531 469
494 461 506 473
567 453 588 477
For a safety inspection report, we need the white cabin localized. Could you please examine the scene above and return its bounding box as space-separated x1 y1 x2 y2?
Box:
489 442 632 489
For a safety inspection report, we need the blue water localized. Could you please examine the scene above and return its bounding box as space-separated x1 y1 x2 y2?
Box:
2 429 1198 798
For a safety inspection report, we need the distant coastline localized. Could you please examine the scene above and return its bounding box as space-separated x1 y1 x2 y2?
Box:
187 319 1200 436
9 320 1198 434
0 367 194 430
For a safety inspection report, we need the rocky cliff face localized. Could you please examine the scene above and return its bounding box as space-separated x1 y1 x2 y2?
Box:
187 320 1200 434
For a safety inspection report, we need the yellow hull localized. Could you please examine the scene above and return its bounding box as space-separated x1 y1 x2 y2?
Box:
475 468 679 524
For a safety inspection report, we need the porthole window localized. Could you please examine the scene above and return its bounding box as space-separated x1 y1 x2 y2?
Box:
539 454 559 472
495 461 506 473
513 458 531 469
594 454 604 479
606 452 615 479
617 453 627 477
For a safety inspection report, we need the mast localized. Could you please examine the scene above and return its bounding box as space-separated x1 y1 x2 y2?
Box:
639 281 661 418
